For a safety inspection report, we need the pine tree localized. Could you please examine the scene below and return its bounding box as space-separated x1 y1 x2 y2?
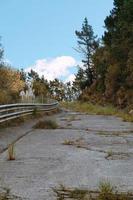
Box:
73 66 86 91
101 0 133 106
75 18 99 88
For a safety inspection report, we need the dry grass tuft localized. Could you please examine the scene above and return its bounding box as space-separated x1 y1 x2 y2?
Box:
0 187 21 200
7 143 15 161
62 139 75 145
33 119 58 129
62 138 89 150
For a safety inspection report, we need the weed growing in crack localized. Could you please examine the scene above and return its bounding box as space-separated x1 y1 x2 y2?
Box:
62 138 87 149
53 181 132 200
98 181 115 200
106 150 113 159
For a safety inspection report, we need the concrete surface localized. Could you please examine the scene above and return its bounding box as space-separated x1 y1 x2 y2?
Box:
0 110 133 199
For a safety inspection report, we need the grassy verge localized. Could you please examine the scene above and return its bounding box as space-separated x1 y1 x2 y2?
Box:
61 101 133 122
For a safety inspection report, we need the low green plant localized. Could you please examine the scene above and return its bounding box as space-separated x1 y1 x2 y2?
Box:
7 143 15 161
33 119 58 129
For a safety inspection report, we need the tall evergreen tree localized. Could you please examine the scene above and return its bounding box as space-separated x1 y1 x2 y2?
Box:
75 18 99 88
103 0 133 101
89 0 133 106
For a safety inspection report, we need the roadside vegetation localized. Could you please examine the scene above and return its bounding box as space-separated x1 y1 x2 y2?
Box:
0 109 58 129
53 181 133 200
33 119 58 129
0 0 132 121
73 0 133 109
61 102 133 122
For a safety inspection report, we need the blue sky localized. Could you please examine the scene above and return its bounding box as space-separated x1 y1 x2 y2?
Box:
0 0 114 82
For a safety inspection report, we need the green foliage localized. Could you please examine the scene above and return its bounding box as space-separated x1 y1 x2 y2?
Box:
1 1 133 107
92 47 109 92
73 67 86 91
103 0 133 106
74 18 99 90
28 69 49 98
75 1 133 108
49 78 66 101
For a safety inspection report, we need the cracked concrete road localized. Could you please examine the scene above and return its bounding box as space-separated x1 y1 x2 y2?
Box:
0 110 133 199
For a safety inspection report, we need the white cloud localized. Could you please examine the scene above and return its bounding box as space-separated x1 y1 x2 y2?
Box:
25 56 77 81
64 74 76 83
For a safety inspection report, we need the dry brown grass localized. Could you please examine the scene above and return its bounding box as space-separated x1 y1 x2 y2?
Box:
62 138 89 150
7 143 15 161
0 108 59 129
33 119 58 129
61 102 133 122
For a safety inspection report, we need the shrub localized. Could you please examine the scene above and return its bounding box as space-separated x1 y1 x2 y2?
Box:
33 119 58 129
